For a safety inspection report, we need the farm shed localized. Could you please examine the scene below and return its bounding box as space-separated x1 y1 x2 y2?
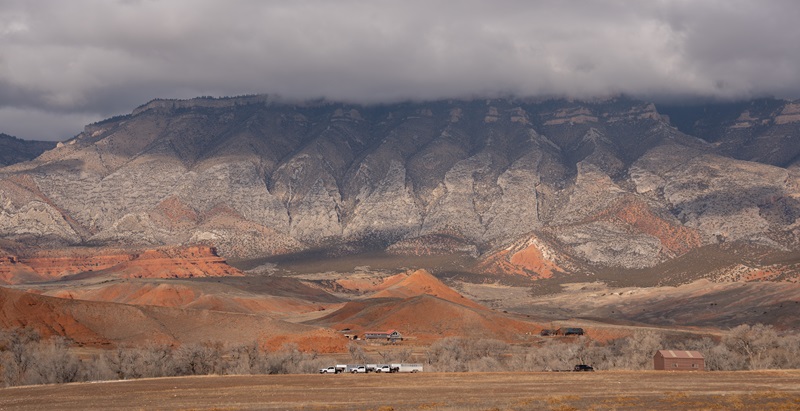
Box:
364 330 403 342
556 327 584 336
654 350 704 371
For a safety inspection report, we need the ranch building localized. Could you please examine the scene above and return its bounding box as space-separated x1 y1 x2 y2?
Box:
364 330 403 342
556 327 584 336
654 350 705 371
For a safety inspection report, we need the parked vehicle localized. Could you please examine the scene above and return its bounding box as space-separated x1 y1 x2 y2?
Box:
573 364 594 372
319 363 423 375
390 363 423 373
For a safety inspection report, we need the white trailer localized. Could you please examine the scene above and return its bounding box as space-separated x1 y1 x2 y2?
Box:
390 363 423 373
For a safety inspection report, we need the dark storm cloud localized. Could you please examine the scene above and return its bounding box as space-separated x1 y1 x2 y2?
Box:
1 0 799 140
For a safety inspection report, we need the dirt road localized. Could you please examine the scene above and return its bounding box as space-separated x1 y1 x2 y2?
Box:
1 370 798 410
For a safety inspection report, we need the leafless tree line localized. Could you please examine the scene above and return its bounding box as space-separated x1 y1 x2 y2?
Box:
0 329 328 387
2 324 799 387
423 325 800 372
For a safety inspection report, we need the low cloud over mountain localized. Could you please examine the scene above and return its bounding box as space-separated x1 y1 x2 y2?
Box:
1 1 799 140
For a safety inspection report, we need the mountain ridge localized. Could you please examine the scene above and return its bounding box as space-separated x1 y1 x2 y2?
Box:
0 133 57 167
1 95 798 282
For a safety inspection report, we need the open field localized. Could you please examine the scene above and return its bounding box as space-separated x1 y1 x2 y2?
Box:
1 371 798 410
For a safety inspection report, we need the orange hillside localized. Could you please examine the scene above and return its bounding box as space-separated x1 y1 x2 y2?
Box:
368 269 485 309
0 286 346 351
311 294 540 343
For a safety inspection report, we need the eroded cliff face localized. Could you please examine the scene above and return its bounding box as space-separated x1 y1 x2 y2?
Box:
0 246 242 284
1 96 799 276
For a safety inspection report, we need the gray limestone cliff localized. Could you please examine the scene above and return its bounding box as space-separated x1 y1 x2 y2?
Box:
1 96 798 272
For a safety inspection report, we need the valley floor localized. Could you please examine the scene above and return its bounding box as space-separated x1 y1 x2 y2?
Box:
1 370 798 410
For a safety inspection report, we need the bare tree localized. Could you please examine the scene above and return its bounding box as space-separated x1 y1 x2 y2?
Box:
228 342 265 375
347 342 368 363
394 347 413 363
0 328 41 386
173 342 225 376
724 324 780 370
605 330 665 370
29 337 80 385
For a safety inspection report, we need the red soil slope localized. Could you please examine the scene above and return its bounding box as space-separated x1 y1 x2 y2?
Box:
368 269 484 309
0 286 346 351
0 246 243 284
313 270 543 342
310 294 540 343
99 246 243 279
334 273 407 293
45 280 332 315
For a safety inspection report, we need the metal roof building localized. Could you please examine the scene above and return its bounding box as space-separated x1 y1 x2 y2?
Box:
654 350 705 371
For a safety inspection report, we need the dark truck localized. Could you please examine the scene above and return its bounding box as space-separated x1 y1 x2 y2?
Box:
573 364 594 372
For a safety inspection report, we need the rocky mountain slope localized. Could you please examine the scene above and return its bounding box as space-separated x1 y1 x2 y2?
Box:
0 95 798 281
0 134 56 167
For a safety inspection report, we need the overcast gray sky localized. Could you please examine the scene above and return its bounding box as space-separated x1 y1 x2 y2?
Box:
1 0 799 141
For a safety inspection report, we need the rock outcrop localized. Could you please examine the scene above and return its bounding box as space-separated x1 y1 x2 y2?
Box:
0 246 242 284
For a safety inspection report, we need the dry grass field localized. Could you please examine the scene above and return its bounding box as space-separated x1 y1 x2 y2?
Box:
1 370 798 410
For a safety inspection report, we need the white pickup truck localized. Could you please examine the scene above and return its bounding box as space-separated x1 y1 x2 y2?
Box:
319 366 337 374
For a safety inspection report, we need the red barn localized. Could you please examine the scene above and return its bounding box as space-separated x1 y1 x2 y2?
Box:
654 350 705 371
